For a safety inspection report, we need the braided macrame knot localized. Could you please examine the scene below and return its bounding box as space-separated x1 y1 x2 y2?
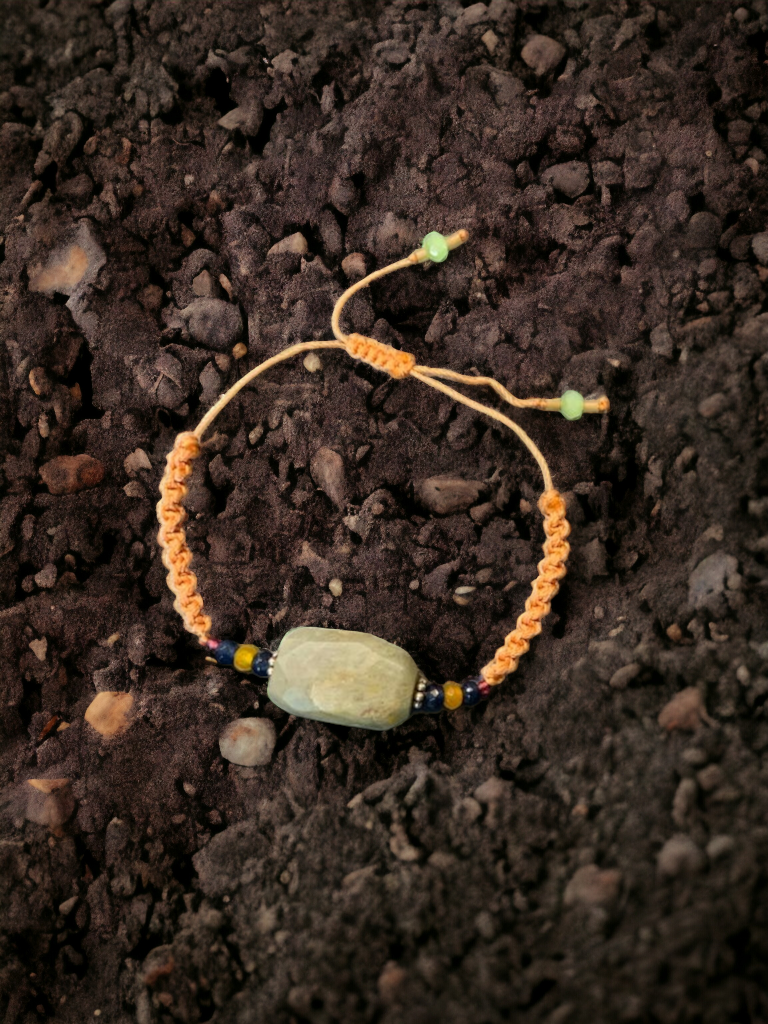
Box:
344 332 416 379
481 488 570 686
156 431 212 644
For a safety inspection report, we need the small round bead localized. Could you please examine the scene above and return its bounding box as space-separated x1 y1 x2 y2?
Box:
560 390 585 421
462 677 482 707
443 681 464 710
422 231 449 263
251 649 274 680
422 684 445 714
477 678 491 699
213 640 238 667
233 644 259 673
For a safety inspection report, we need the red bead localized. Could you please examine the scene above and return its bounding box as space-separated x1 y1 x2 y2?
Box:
477 678 491 699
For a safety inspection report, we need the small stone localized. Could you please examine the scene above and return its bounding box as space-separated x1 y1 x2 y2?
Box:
609 662 641 690
232 342 247 360
341 252 367 279
684 212 721 252
482 29 499 53
688 551 738 610
706 834 735 860
192 269 218 297
85 691 134 737
40 454 104 495
123 448 152 476
455 2 488 33
415 477 484 515
181 298 243 352
698 392 730 418
696 763 724 792
672 777 697 827
474 777 507 803
59 895 78 915
378 961 407 1003
666 622 683 642
328 578 343 597
658 687 712 732
521 34 565 75
182 782 197 797
751 232 768 266
310 447 347 507
123 481 144 498
26 779 75 831
268 232 308 257
29 638 48 661
564 864 622 908
267 626 419 730
29 367 52 396
34 564 57 590
541 161 590 198
650 323 673 358
219 717 276 766
303 352 322 372
217 102 263 134
657 834 705 877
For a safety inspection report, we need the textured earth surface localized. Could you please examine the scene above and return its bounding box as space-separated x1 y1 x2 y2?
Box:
2 1 768 1022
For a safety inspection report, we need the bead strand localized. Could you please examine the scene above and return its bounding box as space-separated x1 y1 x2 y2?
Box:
205 639 275 680
412 674 492 716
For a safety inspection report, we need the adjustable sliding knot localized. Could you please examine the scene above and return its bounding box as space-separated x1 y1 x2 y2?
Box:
344 332 416 379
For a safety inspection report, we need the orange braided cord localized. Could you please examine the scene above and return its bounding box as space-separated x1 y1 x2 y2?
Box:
156 432 211 643
345 333 416 379
481 489 570 686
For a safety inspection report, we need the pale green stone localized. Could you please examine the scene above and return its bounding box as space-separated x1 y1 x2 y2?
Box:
267 626 419 730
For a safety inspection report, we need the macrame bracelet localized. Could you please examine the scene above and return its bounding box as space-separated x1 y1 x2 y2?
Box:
156 230 609 731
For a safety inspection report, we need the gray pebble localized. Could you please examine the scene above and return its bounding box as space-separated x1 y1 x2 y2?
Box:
650 323 673 358
310 447 347 507
751 231 768 266
182 298 243 352
521 34 565 75
415 477 484 515
684 212 721 252
609 662 641 690
219 718 276 767
541 160 590 198
706 834 735 860
688 550 738 611
657 834 705 877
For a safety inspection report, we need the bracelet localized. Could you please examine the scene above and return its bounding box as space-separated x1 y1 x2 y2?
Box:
156 229 609 731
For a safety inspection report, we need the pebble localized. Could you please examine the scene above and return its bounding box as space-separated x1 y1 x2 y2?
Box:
541 160 590 198
650 323 673 358
455 2 488 33
192 269 218 297
688 550 738 610
26 779 75 830
328 578 343 597
85 691 134 738
415 476 484 515
29 638 48 661
181 298 243 352
658 687 712 732
657 834 705 877
609 662 641 690
482 29 499 54
706 834 735 860
684 211 721 251
751 232 768 266
310 447 347 507
123 448 152 476
474 776 507 803
40 454 104 495
58 895 79 915
697 392 730 418
219 717 276 766
341 252 367 279
34 564 57 589
303 352 322 372
217 102 263 134
696 763 724 792
267 232 308 257
521 34 566 76
563 864 622 908
672 777 697 827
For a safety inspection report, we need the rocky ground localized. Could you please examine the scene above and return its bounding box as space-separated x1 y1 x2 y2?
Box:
1 1 768 1021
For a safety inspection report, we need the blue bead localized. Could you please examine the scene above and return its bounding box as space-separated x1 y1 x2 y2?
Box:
214 640 238 667
462 678 482 707
251 649 274 680
422 684 444 714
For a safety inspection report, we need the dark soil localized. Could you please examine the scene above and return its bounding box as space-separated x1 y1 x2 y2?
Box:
2 1 768 1021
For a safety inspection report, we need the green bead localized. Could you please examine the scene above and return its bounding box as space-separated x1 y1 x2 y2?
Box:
560 390 584 421
267 627 419 731
422 231 449 263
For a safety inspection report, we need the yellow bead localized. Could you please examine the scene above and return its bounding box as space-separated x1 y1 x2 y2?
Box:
233 644 259 672
443 682 463 710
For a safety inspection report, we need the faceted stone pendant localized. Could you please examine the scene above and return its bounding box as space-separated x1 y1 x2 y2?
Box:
267 626 419 730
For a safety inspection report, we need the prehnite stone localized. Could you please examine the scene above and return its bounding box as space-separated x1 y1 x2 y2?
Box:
560 389 585 421
422 231 450 263
267 627 419 730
